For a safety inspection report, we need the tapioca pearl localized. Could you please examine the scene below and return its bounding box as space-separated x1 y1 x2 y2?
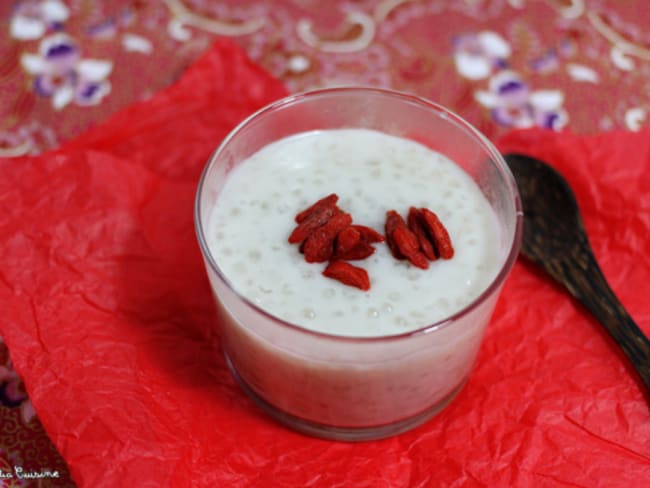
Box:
387 291 401 301
301 269 315 279
283 249 304 266
363 195 379 208
409 309 425 320
233 261 248 274
333 310 344 317
436 297 450 311
412 183 427 193
276 203 291 213
280 308 300 324
382 302 394 313
258 284 272 294
341 288 360 300
248 199 260 206
322 288 336 299
230 207 242 217
366 159 380 167
406 270 422 281
248 250 262 261
393 316 409 328
370 168 382 178
336 158 353 170
313 178 325 186
296 198 314 212
303 308 316 320
367 307 380 319
222 247 233 256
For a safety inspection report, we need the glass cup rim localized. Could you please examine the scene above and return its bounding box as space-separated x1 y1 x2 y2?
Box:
194 86 524 344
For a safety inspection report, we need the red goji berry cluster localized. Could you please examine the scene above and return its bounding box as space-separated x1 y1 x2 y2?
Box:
385 207 454 269
288 194 384 291
288 195 454 290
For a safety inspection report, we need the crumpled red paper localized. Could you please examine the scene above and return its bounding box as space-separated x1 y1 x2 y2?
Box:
1 39 649 487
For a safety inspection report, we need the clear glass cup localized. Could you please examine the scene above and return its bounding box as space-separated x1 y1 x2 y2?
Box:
195 87 523 441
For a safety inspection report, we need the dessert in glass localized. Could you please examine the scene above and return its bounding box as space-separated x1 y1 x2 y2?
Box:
195 87 523 441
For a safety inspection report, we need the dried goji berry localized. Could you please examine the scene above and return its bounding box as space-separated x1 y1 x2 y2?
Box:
322 261 370 291
407 207 437 261
288 205 339 244
349 224 385 244
420 208 454 259
294 193 339 223
385 210 429 268
335 226 362 255
333 225 382 261
302 212 353 263
392 226 429 269
334 240 375 260
384 210 406 259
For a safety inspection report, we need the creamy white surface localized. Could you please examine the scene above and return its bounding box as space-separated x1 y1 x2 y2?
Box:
206 129 501 337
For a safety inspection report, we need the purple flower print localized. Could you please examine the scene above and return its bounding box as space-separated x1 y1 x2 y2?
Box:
453 31 511 80
10 0 69 40
20 33 113 110
0 337 36 424
0 368 36 424
530 48 560 74
474 70 568 130
0 362 27 408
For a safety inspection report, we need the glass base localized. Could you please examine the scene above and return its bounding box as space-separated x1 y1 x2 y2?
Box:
226 352 467 442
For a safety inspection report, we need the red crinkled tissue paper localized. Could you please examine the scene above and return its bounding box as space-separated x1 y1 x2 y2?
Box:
1 39 649 487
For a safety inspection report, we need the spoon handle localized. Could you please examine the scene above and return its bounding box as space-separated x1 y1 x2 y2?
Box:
557 242 650 392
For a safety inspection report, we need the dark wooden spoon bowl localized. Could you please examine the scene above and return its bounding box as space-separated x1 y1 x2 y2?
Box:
504 153 650 397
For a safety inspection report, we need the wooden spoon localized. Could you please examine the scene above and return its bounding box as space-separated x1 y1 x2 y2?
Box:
504 153 650 395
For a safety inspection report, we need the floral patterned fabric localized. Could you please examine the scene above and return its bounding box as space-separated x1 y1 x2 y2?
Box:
1 0 649 485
